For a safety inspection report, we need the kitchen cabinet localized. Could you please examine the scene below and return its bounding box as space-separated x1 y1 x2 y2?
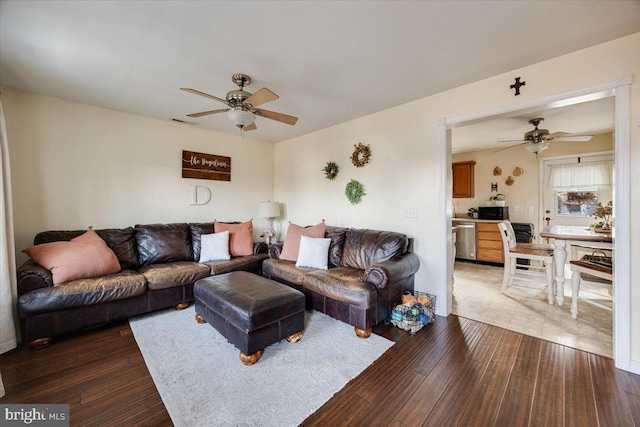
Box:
452 161 476 198
476 222 504 263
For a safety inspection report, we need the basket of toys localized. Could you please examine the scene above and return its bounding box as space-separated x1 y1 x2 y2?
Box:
389 291 436 334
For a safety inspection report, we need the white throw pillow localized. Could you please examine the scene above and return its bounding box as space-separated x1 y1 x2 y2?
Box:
295 235 331 269
199 231 231 262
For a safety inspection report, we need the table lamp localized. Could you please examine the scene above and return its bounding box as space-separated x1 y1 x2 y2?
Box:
259 201 280 244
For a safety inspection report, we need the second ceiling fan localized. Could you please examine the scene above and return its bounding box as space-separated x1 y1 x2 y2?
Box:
496 118 593 154
181 73 298 131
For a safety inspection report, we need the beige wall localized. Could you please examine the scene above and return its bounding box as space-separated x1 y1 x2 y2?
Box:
452 133 613 228
2 88 275 265
274 33 640 364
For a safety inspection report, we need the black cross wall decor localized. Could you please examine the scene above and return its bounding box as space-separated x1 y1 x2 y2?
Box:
510 77 526 96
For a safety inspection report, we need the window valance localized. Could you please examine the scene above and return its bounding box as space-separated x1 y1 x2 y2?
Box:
547 160 612 188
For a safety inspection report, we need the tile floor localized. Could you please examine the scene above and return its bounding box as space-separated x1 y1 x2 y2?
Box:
453 261 613 358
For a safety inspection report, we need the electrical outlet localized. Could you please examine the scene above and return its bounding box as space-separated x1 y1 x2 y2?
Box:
514 205 522 212
456 205 464 213
403 207 418 218
528 205 536 213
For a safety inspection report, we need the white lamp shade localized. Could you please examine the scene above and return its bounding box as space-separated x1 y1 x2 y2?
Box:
525 142 549 153
259 201 280 218
226 108 255 127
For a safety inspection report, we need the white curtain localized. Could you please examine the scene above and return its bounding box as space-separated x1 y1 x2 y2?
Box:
0 98 18 398
547 160 613 188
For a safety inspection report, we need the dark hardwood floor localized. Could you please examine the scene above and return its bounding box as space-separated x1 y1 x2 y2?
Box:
2 313 639 426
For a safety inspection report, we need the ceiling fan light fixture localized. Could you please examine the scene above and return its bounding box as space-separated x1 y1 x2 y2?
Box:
525 142 549 154
226 107 255 128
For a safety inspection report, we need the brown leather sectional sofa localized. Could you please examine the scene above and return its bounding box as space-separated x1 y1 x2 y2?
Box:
262 226 420 338
17 223 420 347
16 222 268 347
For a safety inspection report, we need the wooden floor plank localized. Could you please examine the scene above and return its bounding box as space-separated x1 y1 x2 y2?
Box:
588 353 634 427
391 319 488 427
457 330 522 426
529 340 564 426
564 347 598 427
493 335 542 426
1 314 639 426
419 324 504 426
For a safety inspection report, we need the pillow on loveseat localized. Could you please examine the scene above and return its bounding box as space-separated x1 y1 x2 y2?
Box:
295 236 331 269
23 227 121 285
280 221 326 262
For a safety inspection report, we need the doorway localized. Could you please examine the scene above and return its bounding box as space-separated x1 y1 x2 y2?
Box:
439 76 631 370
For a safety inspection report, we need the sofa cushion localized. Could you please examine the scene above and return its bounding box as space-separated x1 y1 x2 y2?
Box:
24 228 121 285
214 220 253 257
200 231 231 262
325 226 349 267
303 267 376 307
280 221 326 262
342 229 408 270
202 253 268 276
296 236 331 269
189 222 215 262
18 270 147 316
139 261 210 291
135 223 193 265
34 227 139 270
262 258 317 287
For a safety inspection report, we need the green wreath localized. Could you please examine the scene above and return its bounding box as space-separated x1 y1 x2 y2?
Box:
321 161 339 180
345 179 366 205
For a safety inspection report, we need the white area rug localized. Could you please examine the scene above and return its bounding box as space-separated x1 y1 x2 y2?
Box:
130 306 394 427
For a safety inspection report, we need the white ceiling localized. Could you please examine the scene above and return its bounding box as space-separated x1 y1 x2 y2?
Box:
1 1 639 143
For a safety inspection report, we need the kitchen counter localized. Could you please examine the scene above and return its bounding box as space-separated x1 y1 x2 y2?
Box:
452 218 503 223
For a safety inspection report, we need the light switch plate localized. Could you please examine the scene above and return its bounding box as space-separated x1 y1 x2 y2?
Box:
403 207 418 218
528 205 536 213
514 205 522 212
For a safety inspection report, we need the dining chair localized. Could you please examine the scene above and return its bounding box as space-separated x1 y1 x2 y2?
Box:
497 221 555 304
569 259 612 319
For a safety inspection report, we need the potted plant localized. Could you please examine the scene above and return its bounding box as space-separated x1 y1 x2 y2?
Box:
590 201 613 232
490 194 506 207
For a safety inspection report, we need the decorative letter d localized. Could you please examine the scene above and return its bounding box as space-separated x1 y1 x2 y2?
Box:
190 185 212 205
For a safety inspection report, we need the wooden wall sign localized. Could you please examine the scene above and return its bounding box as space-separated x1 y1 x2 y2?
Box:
182 150 231 181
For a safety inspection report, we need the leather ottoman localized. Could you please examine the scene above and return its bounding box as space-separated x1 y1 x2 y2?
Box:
194 271 305 365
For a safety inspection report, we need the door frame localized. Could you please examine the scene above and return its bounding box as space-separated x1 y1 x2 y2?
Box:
438 75 631 371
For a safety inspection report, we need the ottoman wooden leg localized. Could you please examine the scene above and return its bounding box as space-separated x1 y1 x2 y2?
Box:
239 350 263 365
286 331 304 343
175 302 190 310
195 313 207 324
355 327 372 339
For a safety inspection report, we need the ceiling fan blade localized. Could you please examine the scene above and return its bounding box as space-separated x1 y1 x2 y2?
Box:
255 108 298 125
497 139 527 144
180 88 227 105
243 122 257 131
494 142 528 153
546 131 572 139
244 88 279 107
186 108 228 118
551 135 593 142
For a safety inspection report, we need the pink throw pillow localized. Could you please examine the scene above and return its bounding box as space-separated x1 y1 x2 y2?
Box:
279 221 326 262
23 227 121 285
214 220 253 257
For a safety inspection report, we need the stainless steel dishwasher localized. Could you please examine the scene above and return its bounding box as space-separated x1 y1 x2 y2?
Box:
453 221 476 260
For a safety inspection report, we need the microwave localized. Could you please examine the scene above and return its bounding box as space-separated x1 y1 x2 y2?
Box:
478 206 509 220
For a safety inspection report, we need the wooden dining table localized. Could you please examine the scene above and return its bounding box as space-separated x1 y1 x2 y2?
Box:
540 225 613 306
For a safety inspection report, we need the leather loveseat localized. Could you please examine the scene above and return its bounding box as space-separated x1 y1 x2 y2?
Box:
262 226 420 338
17 222 268 347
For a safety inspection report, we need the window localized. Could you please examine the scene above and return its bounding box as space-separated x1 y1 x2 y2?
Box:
556 188 599 216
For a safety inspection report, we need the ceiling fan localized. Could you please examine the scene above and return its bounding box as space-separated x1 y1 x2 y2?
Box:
495 118 593 154
180 73 298 132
